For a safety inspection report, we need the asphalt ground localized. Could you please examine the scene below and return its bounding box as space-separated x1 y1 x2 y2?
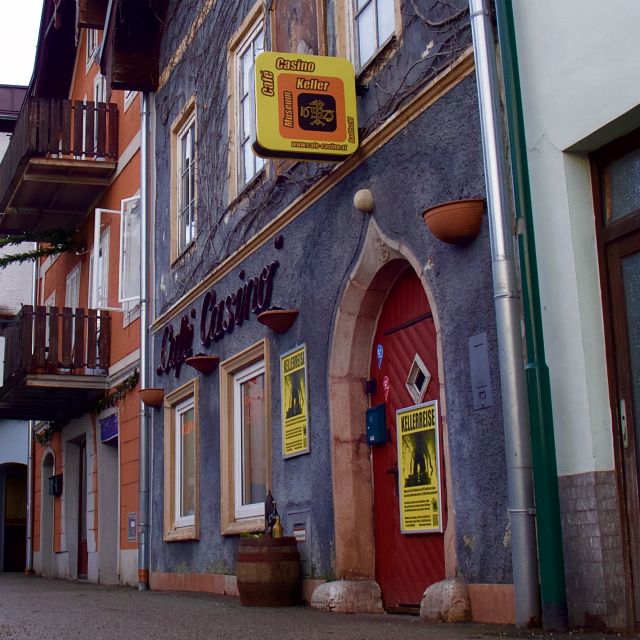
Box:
0 574 624 640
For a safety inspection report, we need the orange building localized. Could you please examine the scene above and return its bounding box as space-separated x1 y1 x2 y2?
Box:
0 0 142 585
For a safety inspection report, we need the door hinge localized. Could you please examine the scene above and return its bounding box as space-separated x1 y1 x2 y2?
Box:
620 399 629 449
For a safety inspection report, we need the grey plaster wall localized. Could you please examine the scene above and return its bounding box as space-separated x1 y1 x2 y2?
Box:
150 74 511 585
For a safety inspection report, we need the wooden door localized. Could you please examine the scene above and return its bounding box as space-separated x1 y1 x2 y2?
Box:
369 268 446 612
606 230 640 622
593 132 640 624
77 439 88 578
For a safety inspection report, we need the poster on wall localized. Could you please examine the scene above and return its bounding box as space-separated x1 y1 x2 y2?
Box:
396 400 442 534
280 344 310 458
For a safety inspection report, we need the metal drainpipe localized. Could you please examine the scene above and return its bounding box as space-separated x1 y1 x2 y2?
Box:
25 256 38 575
494 0 568 630
469 0 540 627
138 92 151 591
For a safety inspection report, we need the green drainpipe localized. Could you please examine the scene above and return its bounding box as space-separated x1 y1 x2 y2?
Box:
494 0 568 631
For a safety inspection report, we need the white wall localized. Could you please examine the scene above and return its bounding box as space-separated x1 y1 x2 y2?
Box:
0 243 34 316
0 420 27 465
513 1 640 475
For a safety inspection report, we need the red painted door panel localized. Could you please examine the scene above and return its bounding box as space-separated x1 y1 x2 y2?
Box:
370 268 446 610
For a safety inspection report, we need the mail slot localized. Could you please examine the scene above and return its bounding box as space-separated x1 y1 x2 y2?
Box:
366 403 387 445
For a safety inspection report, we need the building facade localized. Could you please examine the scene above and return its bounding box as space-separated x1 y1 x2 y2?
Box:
0 0 142 586
510 1 640 629
121 0 515 621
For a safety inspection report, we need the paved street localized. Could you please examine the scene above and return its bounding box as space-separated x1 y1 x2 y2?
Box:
0 574 620 640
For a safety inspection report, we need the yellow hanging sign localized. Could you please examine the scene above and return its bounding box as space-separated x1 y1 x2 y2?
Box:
253 51 359 161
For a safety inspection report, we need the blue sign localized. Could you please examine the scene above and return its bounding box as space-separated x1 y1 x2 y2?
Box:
376 344 384 369
100 413 118 443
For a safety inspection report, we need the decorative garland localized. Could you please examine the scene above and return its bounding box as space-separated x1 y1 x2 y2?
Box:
34 424 55 447
32 371 139 448
0 229 82 270
92 370 140 415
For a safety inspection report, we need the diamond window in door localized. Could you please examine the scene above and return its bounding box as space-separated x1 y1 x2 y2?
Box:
406 353 431 404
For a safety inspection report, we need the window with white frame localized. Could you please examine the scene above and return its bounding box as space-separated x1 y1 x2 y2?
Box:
86 29 99 68
234 20 264 191
220 340 270 534
175 396 196 527
164 379 199 540
353 0 396 69
65 264 81 310
90 226 109 309
119 196 140 303
233 360 267 520
176 111 196 255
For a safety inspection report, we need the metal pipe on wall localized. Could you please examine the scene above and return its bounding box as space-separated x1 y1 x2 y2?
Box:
494 0 568 630
138 92 151 591
25 255 38 575
469 0 540 627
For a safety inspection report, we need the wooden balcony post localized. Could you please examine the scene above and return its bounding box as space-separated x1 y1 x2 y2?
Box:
72 308 85 368
61 307 73 368
21 305 33 370
87 309 97 369
107 104 118 159
72 100 84 157
98 311 111 370
48 306 59 370
34 306 47 369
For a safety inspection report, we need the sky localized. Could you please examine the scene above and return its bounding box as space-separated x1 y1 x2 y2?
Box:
0 0 43 86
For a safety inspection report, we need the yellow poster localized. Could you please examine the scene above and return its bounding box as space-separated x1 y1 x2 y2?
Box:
396 401 442 534
280 344 310 458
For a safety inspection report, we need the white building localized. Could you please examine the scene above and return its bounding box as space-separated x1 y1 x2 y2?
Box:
512 1 640 630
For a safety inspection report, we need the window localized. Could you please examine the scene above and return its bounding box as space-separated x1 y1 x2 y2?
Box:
353 0 396 69
170 100 196 261
65 264 81 311
86 29 99 69
90 227 109 309
124 90 137 112
220 340 271 534
228 5 265 200
118 196 141 303
164 379 199 540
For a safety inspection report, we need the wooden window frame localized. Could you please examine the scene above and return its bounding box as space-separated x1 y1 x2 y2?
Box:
220 339 271 535
170 97 197 264
334 0 400 74
227 2 265 203
163 378 200 541
86 29 99 71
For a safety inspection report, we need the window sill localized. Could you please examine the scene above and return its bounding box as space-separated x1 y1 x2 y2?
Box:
170 239 196 268
355 34 399 83
221 516 264 536
164 525 198 542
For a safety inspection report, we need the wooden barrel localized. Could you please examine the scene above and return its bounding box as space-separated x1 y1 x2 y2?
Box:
236 536 301 606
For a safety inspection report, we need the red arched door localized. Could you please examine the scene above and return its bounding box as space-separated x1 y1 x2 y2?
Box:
370 267 446 611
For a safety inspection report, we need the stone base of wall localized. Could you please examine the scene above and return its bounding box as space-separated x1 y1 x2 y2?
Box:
150 571 325 604
558 470 628 630
468 584 515 624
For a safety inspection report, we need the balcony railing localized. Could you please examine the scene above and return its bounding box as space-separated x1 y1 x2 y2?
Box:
0 305 111 386
0 97 119 225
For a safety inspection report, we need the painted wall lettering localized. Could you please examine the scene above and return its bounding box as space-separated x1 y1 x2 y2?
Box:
200 261 279 347
158 314 194 377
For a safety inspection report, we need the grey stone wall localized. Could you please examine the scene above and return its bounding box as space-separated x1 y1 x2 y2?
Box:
558 470 627 629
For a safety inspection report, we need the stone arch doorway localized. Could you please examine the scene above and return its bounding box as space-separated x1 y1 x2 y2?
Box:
323 220 456 611
40 451 55 578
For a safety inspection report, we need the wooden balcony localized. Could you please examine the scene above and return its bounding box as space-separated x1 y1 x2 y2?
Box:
0 305 111 421
0 98 118 235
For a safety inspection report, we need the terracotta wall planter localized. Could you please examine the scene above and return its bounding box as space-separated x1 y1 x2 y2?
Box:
422 198 485 245
139 387 164 408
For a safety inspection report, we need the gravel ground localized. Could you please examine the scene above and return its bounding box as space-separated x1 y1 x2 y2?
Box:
0 574 622 640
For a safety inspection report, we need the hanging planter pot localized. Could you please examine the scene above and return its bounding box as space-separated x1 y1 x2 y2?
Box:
422 198 485 245
185 354 220 376
139 387 165 408
257 308 299 334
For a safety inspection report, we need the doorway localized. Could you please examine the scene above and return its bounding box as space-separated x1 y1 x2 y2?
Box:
77 438 88 579
369 267 446 611
593 131 640 624
40 453 54 577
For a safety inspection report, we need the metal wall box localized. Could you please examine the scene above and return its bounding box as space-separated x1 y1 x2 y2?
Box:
366 403 387 444
48 474 63 497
